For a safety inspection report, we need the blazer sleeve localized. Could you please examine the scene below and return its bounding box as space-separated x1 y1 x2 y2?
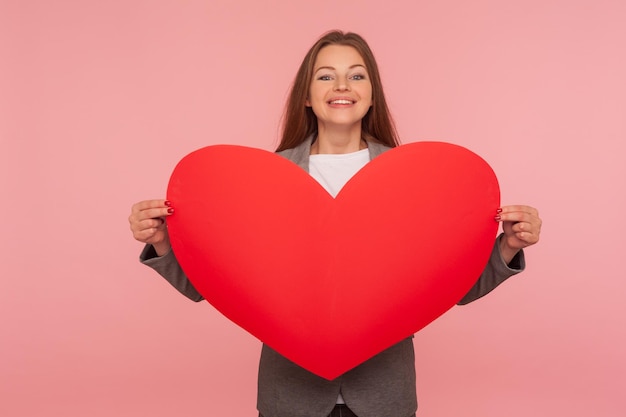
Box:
457 233 526 305
139 244 205 302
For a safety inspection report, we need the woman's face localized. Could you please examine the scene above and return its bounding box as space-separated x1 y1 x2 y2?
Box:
306 45 373 131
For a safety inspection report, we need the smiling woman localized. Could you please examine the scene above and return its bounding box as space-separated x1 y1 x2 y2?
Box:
128 30 542 417
305 45 373 153
277 31 400 153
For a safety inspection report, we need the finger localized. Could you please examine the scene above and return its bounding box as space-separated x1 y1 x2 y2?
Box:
131 199 172 214
135 226 156 238
511 221 540 243
511 219 540 235
132 218 170 240
499 205 539 218
513 230 540 245
135 207 174 222
138 217 167 231
132 226 159 242
511 221 529 234
130 216 166 235
498 210 538 225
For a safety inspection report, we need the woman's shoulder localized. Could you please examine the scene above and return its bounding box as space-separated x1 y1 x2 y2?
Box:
368 140 392 158
276 139 311 171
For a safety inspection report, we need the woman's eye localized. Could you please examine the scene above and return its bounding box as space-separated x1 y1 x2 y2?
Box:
318 75 333 81
350 74 366 80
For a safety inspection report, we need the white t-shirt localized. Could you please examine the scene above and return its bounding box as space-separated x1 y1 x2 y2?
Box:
309 149 370 198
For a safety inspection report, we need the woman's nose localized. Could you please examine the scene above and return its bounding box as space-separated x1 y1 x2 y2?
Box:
333 78 350 91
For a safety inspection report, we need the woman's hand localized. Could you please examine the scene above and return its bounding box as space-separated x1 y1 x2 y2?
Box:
129 199 174 256
495 205 542 264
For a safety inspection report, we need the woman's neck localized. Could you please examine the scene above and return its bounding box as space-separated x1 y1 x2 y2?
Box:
311 126 367 155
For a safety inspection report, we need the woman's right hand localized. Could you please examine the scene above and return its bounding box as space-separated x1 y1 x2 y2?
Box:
129 199 174 256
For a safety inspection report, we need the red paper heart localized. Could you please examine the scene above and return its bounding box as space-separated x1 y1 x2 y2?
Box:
166 142 499 380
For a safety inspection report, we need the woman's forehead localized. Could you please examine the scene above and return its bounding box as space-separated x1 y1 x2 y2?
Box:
314 45 366 70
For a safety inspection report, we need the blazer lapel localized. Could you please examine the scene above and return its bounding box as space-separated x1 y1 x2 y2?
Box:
278 135 391 173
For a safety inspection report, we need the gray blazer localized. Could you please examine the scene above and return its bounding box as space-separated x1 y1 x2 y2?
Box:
140 138 525 417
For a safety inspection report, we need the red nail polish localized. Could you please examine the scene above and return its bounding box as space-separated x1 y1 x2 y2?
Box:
165 200 172 207
167 207 174 214
496 208 503 213
494 215 501 221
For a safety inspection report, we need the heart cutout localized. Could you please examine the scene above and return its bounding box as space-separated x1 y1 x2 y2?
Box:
166 142 499 380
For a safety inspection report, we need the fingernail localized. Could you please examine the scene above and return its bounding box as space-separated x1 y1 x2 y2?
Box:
167 207 174 214
165 200 172 207
494 215 501 221
496 208 503 213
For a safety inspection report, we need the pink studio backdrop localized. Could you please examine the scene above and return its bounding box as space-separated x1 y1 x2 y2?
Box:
1 0 624 416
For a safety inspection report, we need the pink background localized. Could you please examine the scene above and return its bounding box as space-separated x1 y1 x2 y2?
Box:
1 0 624 416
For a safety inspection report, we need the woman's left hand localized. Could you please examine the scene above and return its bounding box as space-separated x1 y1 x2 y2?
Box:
496 205 542 263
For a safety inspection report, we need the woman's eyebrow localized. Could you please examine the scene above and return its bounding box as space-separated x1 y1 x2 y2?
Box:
314 64 367 73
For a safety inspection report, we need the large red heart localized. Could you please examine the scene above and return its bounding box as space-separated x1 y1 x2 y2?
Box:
166 142 499 380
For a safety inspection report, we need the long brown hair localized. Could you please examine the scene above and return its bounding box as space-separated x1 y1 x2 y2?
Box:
276 30 400 152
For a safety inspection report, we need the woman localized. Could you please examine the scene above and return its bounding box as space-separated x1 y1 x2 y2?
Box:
129 31 542 417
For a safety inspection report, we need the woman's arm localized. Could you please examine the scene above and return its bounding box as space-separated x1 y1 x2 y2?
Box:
457 233 525 305
458 205 541 305
130 199 204 302
139 244 204 302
